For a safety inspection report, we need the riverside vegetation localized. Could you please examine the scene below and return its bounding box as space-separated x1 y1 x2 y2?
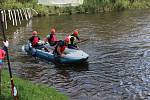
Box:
0 70 68 100
0 0 150 15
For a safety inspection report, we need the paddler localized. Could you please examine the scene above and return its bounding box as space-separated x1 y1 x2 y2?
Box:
29 31 41 48
29 31 49 51
68 30 80 49
0 40 9 70
44 28 58 46
53 36 70 57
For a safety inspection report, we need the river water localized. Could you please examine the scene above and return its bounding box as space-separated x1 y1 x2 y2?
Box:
2 9 150 100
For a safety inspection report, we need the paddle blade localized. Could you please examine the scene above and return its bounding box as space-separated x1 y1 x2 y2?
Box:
13 86 17 96
11 79 17 97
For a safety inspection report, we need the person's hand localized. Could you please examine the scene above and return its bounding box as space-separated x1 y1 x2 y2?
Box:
60 54 65 57
74 42 78 45
3 41 9 47
44 42 48 45
78 40 81 43
38 40 44 45
76 46 79 50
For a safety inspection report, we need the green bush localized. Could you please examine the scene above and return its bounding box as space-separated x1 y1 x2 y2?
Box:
34 4 49 16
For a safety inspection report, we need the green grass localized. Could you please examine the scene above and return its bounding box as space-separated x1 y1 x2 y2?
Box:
0 70 68 100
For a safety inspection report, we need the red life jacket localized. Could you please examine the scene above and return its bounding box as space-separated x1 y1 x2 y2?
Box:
32 36 39 47
60 46 66 53
0 49 5 59
48 34 57 43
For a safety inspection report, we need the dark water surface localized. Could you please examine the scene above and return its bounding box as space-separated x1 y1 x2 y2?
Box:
2 9 150 100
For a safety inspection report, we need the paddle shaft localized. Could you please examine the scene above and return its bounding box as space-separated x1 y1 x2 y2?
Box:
78 39 89 43
0 11 15 97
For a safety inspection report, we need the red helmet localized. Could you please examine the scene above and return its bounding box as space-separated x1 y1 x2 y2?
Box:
51 28 56 34
32 31 37 36
73 30 78 36
65 36 70 43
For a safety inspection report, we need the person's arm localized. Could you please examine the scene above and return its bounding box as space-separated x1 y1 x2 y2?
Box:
76 35 80 41
38 36 41 40
29 36 33 43
44 35 50 43
57 46 62 56
43 35 49 43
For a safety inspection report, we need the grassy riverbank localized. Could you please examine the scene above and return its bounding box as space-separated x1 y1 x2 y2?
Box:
1 0 150 15
0 70 68 100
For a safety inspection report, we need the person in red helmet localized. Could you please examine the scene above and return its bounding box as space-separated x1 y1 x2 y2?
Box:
0 40 9 70
29 31 41 48
29 31 49 52
53 36 70 57
44 28 58 46
68 30 80 49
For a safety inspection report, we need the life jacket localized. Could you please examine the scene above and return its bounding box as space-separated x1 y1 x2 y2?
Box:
48 34 57 46
54 40 66 55
48 34 57 43
0 49 5 59
32 36 39 47
60 46 66 53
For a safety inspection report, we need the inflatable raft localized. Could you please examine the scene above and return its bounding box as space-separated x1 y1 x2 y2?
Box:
22 43 89 64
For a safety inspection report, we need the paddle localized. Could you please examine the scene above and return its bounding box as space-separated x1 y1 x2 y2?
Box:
0 12 18 100
74 38 89 45
78 39 89 43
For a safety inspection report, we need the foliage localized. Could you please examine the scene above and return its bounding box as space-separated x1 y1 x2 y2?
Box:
34 4 49 16
1 0 150 15
82 0 150 13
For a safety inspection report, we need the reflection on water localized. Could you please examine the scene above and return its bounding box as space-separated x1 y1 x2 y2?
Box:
3 9 150 99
